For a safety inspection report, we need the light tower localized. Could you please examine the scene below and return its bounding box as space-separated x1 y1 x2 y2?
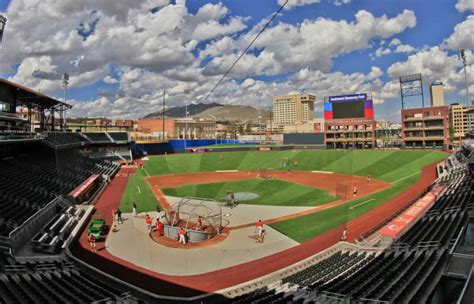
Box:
461 50 471 105
62 73 69 130
0 15 7 46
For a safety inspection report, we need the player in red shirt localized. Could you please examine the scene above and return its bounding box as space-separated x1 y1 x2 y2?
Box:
178 227 186 244
145 214 152 233
88 234 97 253
255 220 263 236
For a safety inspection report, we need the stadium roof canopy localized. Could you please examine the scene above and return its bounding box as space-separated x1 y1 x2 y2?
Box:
0 78 72 109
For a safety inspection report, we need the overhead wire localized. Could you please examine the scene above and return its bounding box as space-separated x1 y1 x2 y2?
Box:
202 0 289 102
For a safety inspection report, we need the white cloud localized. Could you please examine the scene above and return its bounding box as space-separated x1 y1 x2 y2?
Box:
375 47 391 57
278 0 321 10
444 15 474 50
389 38 401 47
395 44 415 53
387 47 473 98
203 10 416 77
332 0 351 6
456 0 474 12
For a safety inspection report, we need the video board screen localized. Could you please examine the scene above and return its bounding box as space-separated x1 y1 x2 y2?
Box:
324 93 374 120
332 100 365 119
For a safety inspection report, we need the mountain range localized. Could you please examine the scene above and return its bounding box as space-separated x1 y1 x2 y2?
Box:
144 103 271 123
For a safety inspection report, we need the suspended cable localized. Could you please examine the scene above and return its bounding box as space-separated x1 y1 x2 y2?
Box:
202 0 288 102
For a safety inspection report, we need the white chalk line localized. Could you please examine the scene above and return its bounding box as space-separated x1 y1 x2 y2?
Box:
137 186 141 194
392 171 419 184
350 198 375 210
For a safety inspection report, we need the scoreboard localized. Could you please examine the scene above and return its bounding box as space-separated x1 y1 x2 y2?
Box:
324 93 374 120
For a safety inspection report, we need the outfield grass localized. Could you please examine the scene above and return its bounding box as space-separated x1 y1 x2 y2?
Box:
162 179 337 207
269 173 420 242
144 150 447 183
119 169 161 213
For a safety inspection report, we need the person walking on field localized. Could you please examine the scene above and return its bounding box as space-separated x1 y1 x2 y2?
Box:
178 227 187 244
145 214 152 233
196 216 203 231
367 174 371 183
88 234 97 253
255 220 264 235
258 227 266 243
132 201 137 216
352 185 358 197
116 208 123 224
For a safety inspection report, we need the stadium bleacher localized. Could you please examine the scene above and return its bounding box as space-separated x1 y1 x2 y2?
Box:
0 145 118 236
44 132 89 148
0 256 144 304
108 132 129 142
83 132 112 143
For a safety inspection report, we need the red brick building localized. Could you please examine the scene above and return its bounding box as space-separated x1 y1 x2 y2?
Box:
325 119 376 149
401 106 449 149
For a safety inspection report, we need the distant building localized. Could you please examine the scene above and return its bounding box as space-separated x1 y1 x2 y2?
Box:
137 118 215 139
401 106 449 149
137 118 176 139
449 103 474 139
273 93 315 125
175 118 216 139
430 81 445 107
115 119 135 129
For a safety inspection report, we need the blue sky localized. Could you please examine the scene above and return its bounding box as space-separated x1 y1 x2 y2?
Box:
0 0 473 121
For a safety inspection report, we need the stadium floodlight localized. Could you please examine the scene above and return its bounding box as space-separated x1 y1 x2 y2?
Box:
460 50 471 105
62 73 69 130
0 15 7 46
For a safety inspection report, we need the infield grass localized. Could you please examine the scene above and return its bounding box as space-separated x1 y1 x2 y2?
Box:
162 179 337 207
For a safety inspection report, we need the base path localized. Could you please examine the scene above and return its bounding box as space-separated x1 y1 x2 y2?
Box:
147 170 390 227
147 170 388 198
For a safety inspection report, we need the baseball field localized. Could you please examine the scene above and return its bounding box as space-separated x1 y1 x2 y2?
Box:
119 149 447 242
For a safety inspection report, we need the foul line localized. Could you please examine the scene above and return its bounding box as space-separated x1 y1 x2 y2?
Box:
311 171 333 174
350 199 375 210
137 186 141 194
392 171 419 184
142 167 151 177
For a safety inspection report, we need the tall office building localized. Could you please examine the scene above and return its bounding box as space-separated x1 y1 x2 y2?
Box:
273 93 315 124
430 81 445 107
450 103 474 138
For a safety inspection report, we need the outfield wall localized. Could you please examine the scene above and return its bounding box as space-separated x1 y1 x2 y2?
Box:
283 133 325 145
131 139 248 155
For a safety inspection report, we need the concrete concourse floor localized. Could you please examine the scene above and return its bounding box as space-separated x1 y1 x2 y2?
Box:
166 196 315 227
105 210 300 276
